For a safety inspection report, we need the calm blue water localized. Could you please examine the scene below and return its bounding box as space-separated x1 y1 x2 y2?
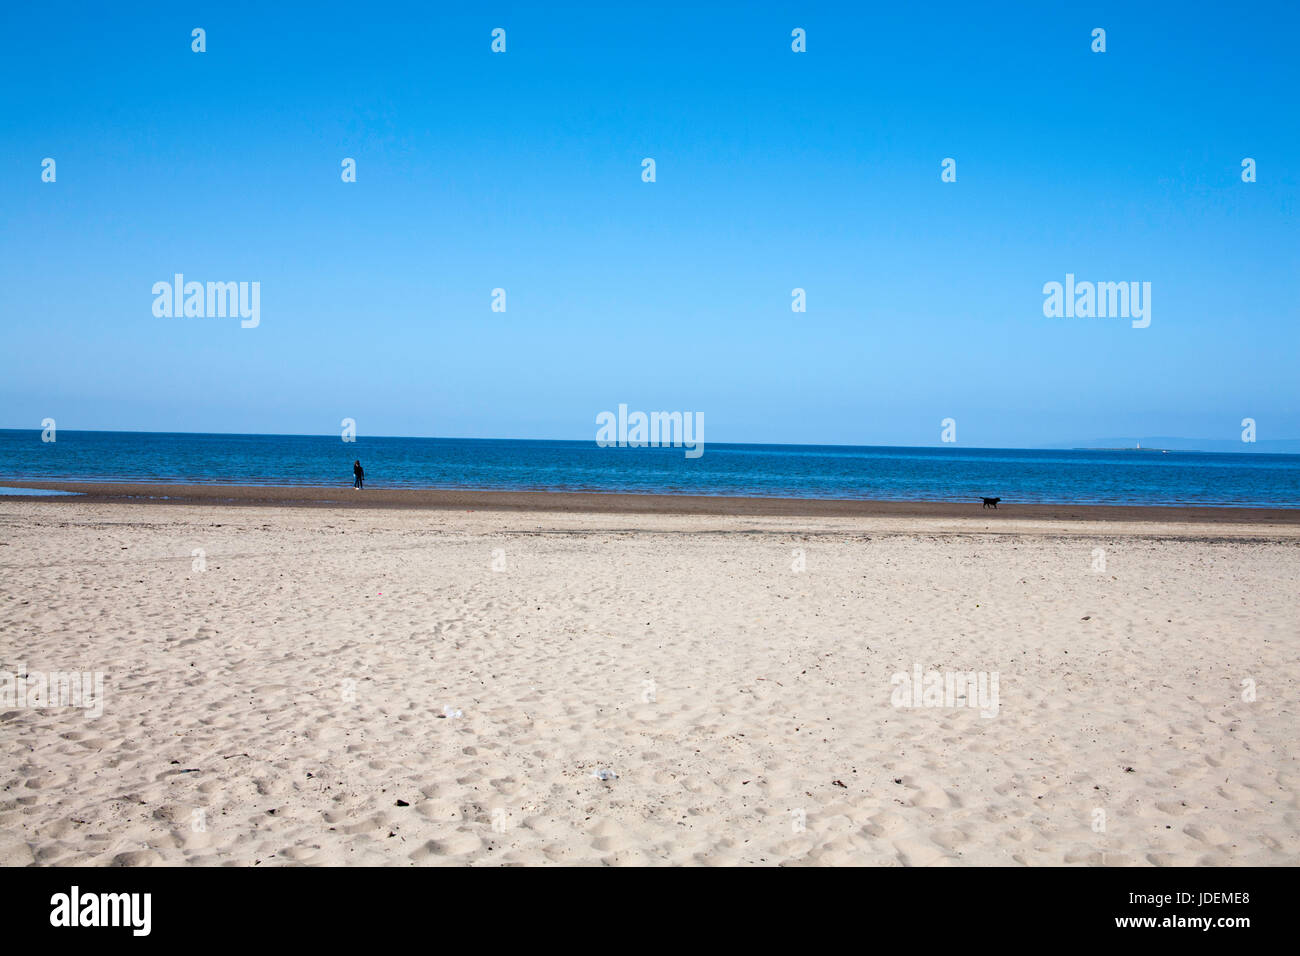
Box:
2 430 1299 507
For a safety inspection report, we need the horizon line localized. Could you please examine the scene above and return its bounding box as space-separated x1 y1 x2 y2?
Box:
2 426 1296 455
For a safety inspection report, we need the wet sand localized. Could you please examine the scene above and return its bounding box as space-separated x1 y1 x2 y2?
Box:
3 479 1298 525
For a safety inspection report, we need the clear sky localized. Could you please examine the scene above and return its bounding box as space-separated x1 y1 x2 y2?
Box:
2 2 1296 447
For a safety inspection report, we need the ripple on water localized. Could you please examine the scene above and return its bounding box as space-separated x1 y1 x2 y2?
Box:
0 487 82 497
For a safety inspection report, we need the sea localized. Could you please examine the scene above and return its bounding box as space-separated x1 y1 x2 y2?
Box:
2 430 1299 508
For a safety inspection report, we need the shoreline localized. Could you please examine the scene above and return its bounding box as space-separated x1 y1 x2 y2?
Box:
3 478 1299 524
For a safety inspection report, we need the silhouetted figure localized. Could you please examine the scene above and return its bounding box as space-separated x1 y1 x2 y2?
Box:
353 460 364 489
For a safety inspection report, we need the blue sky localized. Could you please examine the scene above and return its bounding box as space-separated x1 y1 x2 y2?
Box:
2 2 1296 447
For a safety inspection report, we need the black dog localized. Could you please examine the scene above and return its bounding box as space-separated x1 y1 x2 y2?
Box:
981 497 1001 509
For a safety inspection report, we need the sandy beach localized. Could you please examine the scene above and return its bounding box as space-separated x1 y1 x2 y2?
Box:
1 496 1297 866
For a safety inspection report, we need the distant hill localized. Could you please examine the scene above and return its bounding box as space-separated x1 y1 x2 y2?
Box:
1066 437 1300 454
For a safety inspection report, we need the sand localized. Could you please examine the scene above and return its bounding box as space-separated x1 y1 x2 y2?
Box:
1 498 1297 866
8 479 1300 525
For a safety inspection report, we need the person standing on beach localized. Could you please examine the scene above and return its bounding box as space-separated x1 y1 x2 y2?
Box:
353 459 364 489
